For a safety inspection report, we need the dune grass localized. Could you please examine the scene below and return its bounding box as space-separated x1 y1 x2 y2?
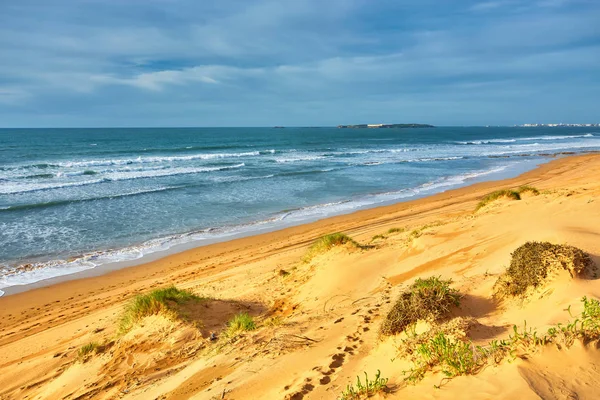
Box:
517 185 540 195
475 186 541 211
340 370 389 400
224 312 256 337
380 276 461 336
303 232 361 262
77 342 101 362
494 242 594 297
475 189 521 211
119 286 202 334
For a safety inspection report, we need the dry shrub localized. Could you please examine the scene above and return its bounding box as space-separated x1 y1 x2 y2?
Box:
380 276 461 336
494 242 594 297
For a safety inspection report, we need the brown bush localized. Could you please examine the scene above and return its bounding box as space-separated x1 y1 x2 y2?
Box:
380 276 461 336
494 242 594 297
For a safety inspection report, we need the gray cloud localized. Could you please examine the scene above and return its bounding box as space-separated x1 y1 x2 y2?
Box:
0 0 599 126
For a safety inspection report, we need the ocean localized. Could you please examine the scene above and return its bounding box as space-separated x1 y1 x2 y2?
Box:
1 126 599 293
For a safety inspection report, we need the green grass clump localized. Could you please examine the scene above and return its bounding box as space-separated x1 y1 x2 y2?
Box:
494 242 593 297
303 232 360 262
476 189 521 210
380 276 461 336
119 286 201 333
517 185 540 195
225 312 256 337
340 370 388 400
371 234 387 241
77 342 101 361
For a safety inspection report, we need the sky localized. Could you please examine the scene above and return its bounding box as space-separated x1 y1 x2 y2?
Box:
0 0 599 127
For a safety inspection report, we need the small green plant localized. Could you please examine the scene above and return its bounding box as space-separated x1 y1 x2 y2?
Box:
405 333 479 383
225 312 256 337
303 233 361 262
476 189 521 210
340 370 388 399
77 342 101 361
403 296 600 385
494 242 593 297
119 286 202 333
380 276 461 336
517 185 540 196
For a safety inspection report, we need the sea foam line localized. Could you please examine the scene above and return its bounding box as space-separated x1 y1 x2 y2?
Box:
458 133 594 145
0 163 245 195
0 162 519 290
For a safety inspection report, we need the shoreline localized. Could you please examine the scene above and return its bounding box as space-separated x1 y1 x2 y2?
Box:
2 153 600 399
0 156 547 296
0 152 595 301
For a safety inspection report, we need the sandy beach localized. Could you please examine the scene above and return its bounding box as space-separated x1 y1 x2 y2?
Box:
1 153 600 400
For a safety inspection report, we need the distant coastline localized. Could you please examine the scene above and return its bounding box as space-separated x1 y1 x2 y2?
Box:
517 123 600 127
337 123 434 129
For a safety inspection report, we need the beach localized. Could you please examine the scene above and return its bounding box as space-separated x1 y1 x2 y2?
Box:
1 152 600 399
2 127 599 292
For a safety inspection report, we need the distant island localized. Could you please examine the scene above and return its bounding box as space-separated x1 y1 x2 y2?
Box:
337 123 434 129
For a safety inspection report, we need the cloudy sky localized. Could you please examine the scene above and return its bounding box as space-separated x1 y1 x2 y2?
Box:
1 0 599 127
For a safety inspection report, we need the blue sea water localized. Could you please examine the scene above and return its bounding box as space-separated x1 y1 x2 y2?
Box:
1 126 599 291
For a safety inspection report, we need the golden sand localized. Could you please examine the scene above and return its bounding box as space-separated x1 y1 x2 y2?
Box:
1 154 600 399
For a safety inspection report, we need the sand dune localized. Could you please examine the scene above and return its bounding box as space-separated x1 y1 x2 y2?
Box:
1 154 600 400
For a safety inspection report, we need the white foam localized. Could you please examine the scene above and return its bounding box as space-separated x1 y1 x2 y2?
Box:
482 140 600 156
0 164 245 195
0 163 520 291
458 133 594 145
274 155 326 163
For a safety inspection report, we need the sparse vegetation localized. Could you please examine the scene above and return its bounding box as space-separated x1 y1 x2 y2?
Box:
475 189 521 210
402 296 600 385
371 234 387 241
119 286 202 334
408 222 444 240
225 312 256 337
380 276 461 336
340 370 389 399
388 227 404 234
77 342 101 361
371 227 405 242
494 242 594 297
303 232 361 262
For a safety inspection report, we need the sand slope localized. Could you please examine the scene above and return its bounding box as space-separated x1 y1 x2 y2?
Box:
1 154 600 400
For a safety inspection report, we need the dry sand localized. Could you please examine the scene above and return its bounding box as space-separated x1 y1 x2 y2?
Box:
1 153 600 400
